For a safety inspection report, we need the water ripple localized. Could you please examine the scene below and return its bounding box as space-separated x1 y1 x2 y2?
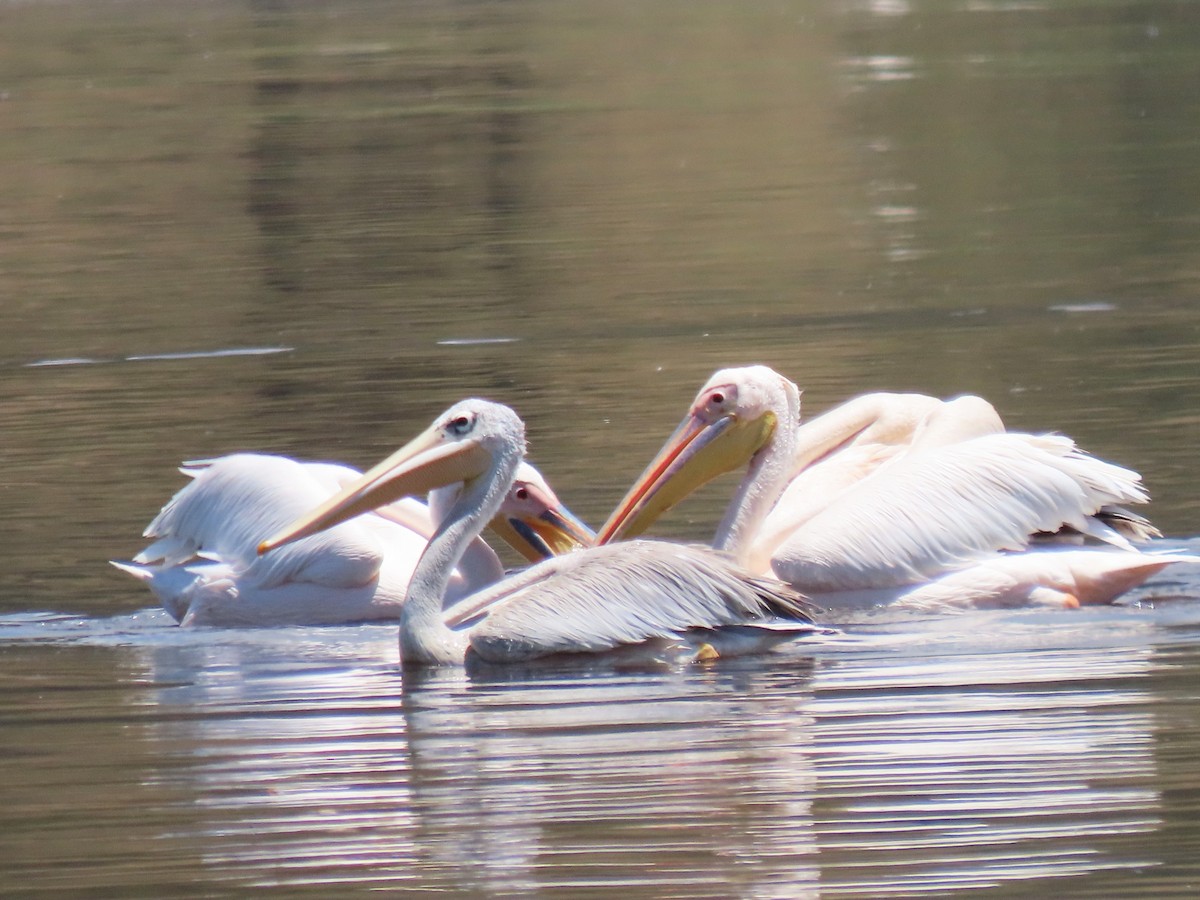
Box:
24 347 294 368
1 605 1194 895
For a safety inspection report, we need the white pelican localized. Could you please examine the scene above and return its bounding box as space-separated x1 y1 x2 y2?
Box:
257 399 824 666
113 453 593 627
597 365 1193 611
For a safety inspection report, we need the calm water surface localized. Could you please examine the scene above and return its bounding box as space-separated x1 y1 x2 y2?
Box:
3 0 1200 896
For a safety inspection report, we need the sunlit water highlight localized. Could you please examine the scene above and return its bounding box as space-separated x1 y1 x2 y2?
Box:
24 347 295 368
5 587 1200 896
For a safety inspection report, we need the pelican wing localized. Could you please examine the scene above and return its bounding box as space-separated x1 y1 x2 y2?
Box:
750 441 900 565
136 454 388 590
466 541 818 662
754 393 1010 563
769 433 1149 592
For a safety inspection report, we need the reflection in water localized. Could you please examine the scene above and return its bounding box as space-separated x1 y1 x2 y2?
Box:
399 665 820 898
813 640 1159 894
140 633 822 896
839 54 918 85
72 610 1163 896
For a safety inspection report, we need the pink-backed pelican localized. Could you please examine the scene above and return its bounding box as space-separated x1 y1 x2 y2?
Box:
114 453 592 626
597 365 1193 611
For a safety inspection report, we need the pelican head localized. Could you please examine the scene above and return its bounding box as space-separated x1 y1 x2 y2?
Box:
596 366 799 544
489 462 596 561
258 400 592 556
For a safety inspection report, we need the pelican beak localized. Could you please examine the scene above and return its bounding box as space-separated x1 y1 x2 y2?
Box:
257 423 492 555
488 496 596 562
596 407 776 544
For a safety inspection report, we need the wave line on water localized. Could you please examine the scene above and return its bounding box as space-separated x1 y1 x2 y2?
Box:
124 347 295 362
436 337 520 346
24 347 294 368
24 357 109 368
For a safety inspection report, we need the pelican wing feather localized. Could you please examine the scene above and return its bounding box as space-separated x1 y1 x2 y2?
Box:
136 454 388 590
770 433 1149 592
466 541 818 662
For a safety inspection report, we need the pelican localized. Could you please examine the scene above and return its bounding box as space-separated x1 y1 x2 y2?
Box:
113 453 593 627
257 399 824 666
597 365 1194 611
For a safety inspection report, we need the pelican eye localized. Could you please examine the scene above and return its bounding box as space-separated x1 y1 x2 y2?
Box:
704 383 738 414
448 414 474 436
514 487 530 501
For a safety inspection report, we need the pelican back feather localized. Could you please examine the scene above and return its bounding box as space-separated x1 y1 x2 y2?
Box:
772 432 1150 592
137 454 387 590
467 541 818 662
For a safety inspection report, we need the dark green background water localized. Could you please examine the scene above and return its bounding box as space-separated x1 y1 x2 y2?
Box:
2 1 1200 895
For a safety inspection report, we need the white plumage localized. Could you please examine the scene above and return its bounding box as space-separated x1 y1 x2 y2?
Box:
257 399 824 666
114 453 585 626
598 366 1194 611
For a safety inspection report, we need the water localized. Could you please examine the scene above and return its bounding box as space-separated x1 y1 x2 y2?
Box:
3 0 1200 895
6 606 1200 896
